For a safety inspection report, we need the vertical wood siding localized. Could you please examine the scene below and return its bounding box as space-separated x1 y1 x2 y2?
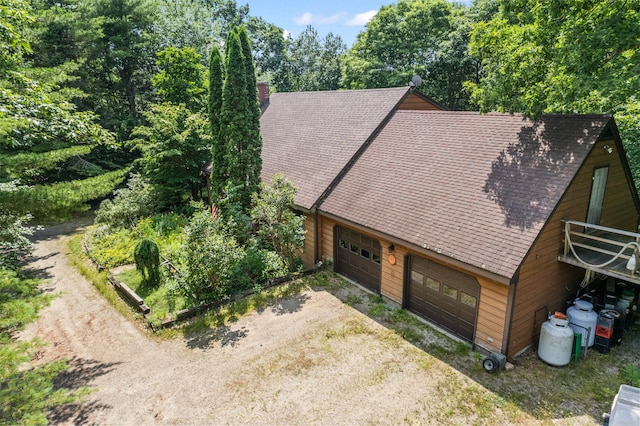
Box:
300 214 315 268
475 277 509 353
508 140 640 356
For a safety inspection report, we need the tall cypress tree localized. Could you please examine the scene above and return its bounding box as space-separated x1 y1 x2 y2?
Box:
220 26 261 212
237 25 262 196
208 46 225 200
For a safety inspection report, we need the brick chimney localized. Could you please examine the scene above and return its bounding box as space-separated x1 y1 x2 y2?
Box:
257 81 270 112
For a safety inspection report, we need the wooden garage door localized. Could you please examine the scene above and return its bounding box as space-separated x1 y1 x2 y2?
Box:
407 256 479 342
335 226 381 292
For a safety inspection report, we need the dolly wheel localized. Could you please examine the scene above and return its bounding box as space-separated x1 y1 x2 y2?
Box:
483 356 497 372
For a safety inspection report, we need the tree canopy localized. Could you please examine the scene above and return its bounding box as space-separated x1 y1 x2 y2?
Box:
468 0 640 118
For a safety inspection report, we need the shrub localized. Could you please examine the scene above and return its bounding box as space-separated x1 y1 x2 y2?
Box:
133 239 161 287
95 174 157 227
178 209 243 303
250 174 305 271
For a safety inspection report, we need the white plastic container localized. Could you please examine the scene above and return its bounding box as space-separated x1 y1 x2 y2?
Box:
538 316 574 366
567 300 598 347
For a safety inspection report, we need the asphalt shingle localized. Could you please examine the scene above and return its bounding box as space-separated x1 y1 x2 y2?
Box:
319 111 611 279
260 87 412 209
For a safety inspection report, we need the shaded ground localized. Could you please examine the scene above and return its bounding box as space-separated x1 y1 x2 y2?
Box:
19 219 628 425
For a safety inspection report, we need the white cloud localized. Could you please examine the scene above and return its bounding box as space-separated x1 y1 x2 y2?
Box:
293 12 347 26
347 10 377 26
283 29 291 39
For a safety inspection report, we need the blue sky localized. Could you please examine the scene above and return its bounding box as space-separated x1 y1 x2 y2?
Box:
243 1 392 47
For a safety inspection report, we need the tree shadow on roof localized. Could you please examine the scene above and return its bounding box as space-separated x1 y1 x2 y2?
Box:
483 119 594 230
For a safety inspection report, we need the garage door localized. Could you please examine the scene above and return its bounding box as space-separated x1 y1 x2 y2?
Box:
335 226 381 292
407 256 479 342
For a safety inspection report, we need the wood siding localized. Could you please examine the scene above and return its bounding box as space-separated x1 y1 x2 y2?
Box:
301 214 315 268
475 277 510 353
318 216 511 350
398 93 443 111
508 139 640 356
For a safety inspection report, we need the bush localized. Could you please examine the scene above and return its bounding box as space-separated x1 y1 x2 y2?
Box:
95 174 157 227
178 209 244 303
0 207 35 271
235 241 288 291
133 239 161 287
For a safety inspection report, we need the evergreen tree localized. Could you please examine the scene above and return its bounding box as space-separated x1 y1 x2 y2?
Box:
237 25 262 204
208 46 225 201
220 26 262 212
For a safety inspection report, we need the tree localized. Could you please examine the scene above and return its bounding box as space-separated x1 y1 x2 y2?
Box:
134 238 161 286
76 0 158 139
341 0 479 109
250 174 305 271
0 0 125 222
467 0 640 118
154 0 249 63
152 46 206 111
276 26 346 92
220 26 262 212
208 45 226 200
129 103 211 210
0 0 32 73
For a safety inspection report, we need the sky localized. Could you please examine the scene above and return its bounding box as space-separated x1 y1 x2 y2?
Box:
242 1 393 47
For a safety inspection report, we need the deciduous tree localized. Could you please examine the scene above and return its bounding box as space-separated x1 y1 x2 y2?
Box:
467 0 640 118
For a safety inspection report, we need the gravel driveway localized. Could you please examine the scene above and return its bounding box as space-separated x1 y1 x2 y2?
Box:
19 220 600 425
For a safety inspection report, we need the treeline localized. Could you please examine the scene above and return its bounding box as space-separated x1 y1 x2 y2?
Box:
2 0 640 227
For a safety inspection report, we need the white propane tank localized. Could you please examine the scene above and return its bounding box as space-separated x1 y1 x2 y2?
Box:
567 300 598 347
538 316 574 366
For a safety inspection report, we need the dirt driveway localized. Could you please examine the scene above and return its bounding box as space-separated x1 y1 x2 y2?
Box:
19 221 598 425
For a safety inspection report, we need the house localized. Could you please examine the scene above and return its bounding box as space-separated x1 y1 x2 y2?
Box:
259 86 640 357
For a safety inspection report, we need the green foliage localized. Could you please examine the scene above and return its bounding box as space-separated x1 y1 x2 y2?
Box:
0 268 83 424
0 145 93 181
0 84 114 151
154 0 249 62
88 213 186 267
615 99 640 195
0 204 34 270
76 0 159 139
208 45 225 201
130 103 211 210
467 0 640 118
133 238 160 287
178 208 244 303
341 0 477 109
278 26 346 92
621 363 640 387
250 174 305 271
0 0 33 72
0 167 129 221
87 225 138 267
152 46 206 111
220 25 262 213
94 173 158 227
235 241 287 290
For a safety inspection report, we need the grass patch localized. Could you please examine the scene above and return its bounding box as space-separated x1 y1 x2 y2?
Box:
307 270 345 291
344 293 363 306
115 268 187 324
68 234 139 322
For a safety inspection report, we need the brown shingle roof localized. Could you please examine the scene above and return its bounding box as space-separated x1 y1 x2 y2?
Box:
320 110 612 279
260 87 411 209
